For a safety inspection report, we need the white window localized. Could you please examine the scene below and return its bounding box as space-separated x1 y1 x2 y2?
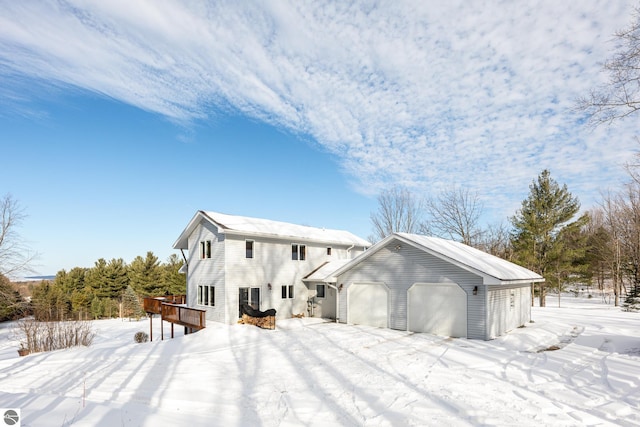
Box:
316 284 325 298
198 285 215 306
292 244 306 261
200 240 212 259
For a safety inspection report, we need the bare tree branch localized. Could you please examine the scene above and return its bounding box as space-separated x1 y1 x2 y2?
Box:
576 6 640 127
370 186 423 242
424 187 483 246
0 194 37 277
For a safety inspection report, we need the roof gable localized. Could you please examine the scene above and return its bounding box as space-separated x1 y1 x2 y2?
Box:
173 210 371 249
331 233 544 285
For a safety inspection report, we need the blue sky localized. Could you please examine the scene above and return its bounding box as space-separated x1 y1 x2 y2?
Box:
0 1 638 276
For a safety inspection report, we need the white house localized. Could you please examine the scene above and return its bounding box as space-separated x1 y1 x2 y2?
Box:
307 233 545 340
172 211 370 324
174 212 544 340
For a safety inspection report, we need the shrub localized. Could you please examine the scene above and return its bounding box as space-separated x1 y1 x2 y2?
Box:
14 318 95 354
134 331 149 343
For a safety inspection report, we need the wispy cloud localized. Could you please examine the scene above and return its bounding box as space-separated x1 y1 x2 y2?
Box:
0 0 636 219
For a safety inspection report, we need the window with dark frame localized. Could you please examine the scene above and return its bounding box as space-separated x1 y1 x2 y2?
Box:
200 240 212 259
327 247 332 256
246 240 254 259
281 285 294 299
197 285 215 306
291 243 306 261
316 284 325 298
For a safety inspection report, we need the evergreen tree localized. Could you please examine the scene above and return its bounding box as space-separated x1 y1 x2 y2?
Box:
0 274 30 321
85 258 110 299
511 170 581 306
122 285 144 320
128 252 162 296
162 254 186 295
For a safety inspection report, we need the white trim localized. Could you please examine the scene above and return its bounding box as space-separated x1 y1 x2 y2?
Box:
346 282 389 328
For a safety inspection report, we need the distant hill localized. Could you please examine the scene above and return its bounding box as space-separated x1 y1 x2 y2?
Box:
11 278 53 298
24 275 56 281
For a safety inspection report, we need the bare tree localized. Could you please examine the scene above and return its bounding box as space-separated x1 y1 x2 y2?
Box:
424 187 483 246
370 186 423 242
598 191 625 306
477 222 512 258
576 6 640 126
0 194 36 277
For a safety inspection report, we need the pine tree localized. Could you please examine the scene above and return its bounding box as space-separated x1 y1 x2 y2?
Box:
128 252 162 296
511 170 581 306
162 254 186 295
122 285 144 320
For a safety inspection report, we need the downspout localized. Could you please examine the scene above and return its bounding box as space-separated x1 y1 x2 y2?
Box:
328 283 339 323
346 244 355 258
180 249 188 267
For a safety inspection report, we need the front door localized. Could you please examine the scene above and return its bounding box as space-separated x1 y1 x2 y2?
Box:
239 287 261 317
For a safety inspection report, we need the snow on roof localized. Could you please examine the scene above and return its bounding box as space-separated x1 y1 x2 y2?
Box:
303 259 353 282
173 211 371 249
395 233 543 284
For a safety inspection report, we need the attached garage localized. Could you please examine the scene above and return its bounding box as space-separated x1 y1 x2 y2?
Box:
408 283 467 338
347 283 389 328
327 233 544 340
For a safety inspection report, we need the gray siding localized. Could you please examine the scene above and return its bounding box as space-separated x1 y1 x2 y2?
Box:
336 241 487 339
487 284 531 339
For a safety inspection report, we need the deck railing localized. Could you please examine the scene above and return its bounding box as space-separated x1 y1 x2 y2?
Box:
143 295 186 314
142 295 205 340
161 303 206 330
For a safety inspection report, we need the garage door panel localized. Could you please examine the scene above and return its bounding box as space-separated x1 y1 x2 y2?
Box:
348 283 388 328
409 283 467 338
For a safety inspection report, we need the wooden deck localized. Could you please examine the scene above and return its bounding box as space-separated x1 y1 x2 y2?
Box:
143 295 206 340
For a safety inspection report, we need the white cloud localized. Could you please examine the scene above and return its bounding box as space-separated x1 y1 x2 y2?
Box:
0 0 637 221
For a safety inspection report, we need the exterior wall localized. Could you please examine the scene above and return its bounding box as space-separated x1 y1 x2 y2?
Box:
185 221 366 324
187 220 227 323
487 284 531 339
306 282 337 319
223 234 364 321
336 241 487 339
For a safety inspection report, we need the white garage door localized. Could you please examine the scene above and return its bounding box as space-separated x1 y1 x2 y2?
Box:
408 283 467 338
348 283 388 328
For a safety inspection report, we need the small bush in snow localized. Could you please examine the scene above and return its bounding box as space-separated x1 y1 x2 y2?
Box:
14 318 95 354
134 331 149 343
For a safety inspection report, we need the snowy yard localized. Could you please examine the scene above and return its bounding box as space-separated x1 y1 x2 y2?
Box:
0 297 639 426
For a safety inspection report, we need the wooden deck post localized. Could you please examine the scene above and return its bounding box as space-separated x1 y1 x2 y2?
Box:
149 314 153 342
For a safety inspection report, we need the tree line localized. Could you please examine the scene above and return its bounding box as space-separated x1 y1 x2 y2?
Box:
4 252 186 322
369 166 640 312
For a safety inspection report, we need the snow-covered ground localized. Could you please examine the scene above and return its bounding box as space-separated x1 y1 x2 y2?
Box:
0 296 638 426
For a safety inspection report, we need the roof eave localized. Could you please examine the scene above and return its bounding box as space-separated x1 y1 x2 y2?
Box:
223 228 369 247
